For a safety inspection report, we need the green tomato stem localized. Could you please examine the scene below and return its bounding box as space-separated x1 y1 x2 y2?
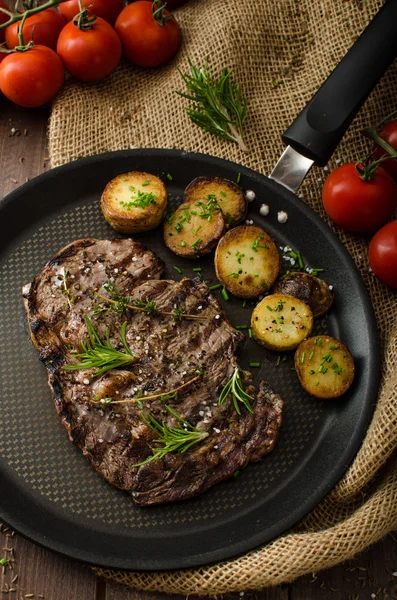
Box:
362 127 397 158
0 0 64 31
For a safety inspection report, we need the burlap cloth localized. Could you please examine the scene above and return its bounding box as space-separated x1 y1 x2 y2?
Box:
48 0 397 594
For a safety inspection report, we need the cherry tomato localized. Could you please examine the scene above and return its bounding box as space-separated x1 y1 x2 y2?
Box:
115 1 182 67
368 221 397 289
0 1 8 44
322 162 397 233
0 45 64 108
59 0 124 26
57 17 121 82
5 9 65 51
373 120 397 183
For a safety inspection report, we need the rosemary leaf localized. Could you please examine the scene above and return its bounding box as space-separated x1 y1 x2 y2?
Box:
177 58 248 152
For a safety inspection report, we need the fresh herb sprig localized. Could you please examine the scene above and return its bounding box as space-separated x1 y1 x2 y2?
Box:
133 404 209 467
218 367 254 415
63 315 135 377
108 374 201 405
177 58 248 152
94 285 208 321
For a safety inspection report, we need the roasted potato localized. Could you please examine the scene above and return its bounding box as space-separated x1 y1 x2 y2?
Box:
214 225 280 298
273 272 333 318
100 172 167 234
184 176 247 227
164 199 225 258
251 293 314 351
294 336 355 399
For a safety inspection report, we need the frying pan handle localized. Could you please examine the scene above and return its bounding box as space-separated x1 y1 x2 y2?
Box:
282 0 397 167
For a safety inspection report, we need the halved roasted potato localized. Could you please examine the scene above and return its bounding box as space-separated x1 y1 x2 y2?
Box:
294 336 355 399
184 176 247 227
214 225 280 298
100 171 167 234
164 199 225 258
273 272 333 318
251 293 314 351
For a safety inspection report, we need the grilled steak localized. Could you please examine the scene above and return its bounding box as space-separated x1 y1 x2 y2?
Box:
23 238 283 506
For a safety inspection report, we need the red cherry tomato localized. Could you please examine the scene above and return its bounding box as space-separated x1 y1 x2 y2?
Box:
59 0 124 26
0 1 8 44
368 221 397 289
0 45 64 108
115 1 182 67
5 9 65 51
322 162 397 233
373 120 397 183
57 17 121 82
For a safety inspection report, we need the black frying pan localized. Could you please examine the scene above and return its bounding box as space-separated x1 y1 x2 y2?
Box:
0 0 395 571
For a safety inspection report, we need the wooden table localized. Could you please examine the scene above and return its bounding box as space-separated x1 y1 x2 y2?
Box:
0 97 395 600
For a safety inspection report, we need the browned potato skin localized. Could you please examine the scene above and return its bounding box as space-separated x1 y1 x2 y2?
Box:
295 336 355 399
273 272 333 318
164 201 225 259
214 225 280 298
184 176 247 227
100 172 167 234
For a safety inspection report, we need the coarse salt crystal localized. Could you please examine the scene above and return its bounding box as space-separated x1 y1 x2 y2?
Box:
259 203 270 217
213 427 220 433
329 285 333 290
215 314 220 319
83 378 90 385
277 210 288 224
245 190 256 202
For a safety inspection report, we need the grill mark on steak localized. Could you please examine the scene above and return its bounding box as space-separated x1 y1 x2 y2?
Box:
24 238 283 506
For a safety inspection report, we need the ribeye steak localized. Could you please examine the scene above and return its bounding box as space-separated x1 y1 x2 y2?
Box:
23 238 283 506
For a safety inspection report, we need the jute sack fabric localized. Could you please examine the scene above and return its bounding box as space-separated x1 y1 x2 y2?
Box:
48 0 397 594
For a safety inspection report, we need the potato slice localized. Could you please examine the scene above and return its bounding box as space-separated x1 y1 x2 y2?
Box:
100 171 167 234
294 336 355 399
214 225 280 298
251 293 313 351
273 272 333 318
184 176 247 227
164 199 225 258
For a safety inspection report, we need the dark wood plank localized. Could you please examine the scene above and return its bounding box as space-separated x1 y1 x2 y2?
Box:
289 533 397 600
0 523 97 600
104 581 289 600
0 96 50 199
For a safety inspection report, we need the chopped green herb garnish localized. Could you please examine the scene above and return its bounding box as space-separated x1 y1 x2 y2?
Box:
209 283 222 291
314 338 323 345
142 180 150 187
192 267 202 272
192 238 203 252
248 328 253 339
332 363 343 374
275 356 281 367
220 190 226 197
309 351 314 360
309 370 315 375
250 362 260 367
0 558 8 566
167 173 173 180
235 325 248 330
236 172 241 184
173 266 183 274
179 241 187 247
251 238 269 252
330 345 340 351
266 305 273 312
242 299 247 308
221 287 229 301
175 222 183 232
120 189 157 210
300 352 305 364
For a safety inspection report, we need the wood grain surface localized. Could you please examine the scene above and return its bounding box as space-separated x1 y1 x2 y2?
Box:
0 96 396 600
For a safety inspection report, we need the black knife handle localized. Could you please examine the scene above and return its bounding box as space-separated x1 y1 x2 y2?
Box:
282 0 397 166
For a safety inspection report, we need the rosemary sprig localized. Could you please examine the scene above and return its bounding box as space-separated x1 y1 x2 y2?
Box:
63 315 135 377
133 404 209 467
94 285 208 321
108 374 201 405
218 367 254 415
177 58 248 152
